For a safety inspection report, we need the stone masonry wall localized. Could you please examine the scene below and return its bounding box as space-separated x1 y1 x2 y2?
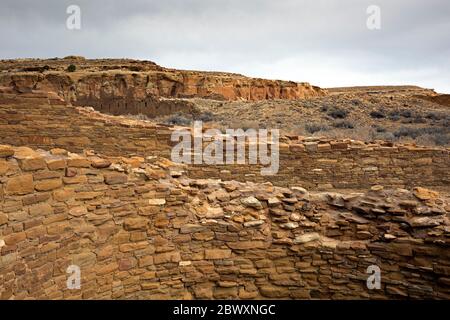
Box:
0 145 449 299
0 93 448 191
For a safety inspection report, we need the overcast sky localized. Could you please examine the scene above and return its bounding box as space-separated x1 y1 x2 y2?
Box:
1 0 449 92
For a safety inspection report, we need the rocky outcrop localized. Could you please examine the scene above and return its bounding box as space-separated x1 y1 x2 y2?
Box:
0 145 448 299
0 58 326 114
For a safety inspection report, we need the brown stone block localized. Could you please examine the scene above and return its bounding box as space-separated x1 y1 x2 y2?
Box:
22 192 51 205
204 249 232 260
258 285 290 298
124 217 148 231
154 251 181 264
25 225 46 239
227 241 266 250
90 157 112 169
0 213 8 225
72 252 97 267
20 157 46 171
67 158 91 168
5 174 34 195
214 287 238 299
53 188 75 201
104 172 128 185
3 232 26 245
192 283 213 299
118 257 137 271
63 175 87 184
138 256 154 268
35 178 62 191
69 206 87 217
33 171 61 181
46 158 66 170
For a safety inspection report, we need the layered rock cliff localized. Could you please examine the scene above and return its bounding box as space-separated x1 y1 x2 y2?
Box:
0 57 326 109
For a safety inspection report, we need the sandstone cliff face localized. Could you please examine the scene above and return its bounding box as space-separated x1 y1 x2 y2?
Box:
0 58 326 106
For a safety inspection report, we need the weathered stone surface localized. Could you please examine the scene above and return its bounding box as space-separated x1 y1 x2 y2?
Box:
241 196 262 209
413 187 439 201
294 233 320 244
0 145 14 157
69 206 88 217
104 172 128 185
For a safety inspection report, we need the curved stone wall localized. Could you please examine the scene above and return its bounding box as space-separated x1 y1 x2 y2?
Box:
0 145 449 299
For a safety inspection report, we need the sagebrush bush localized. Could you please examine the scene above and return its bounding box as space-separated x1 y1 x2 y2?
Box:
67 64 76 72
305 123 330 134
370 110 385 119
196 111 214 122
332 120 354 129
166 113 192 126
327 108 348 119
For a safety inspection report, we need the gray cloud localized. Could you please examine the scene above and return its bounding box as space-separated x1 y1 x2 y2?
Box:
1 0 449 92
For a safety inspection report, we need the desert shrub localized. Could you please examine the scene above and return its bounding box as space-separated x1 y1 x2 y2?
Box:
425 112 443 121
370 110 385 119
230 120 260 130
434 134 450 146
320 105 328 112
373 125 386 133
327 108 348 119
400 110 412 118
393 126 447 139
412 116 426 124
196 111 214 122
374 132 395 141
305 123 330 134
332 120 354 129
67 64 76 72
166 113 191 126
388 110 400 121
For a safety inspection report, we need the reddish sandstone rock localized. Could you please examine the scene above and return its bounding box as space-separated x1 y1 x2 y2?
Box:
413 187 439 201
90 157 112 169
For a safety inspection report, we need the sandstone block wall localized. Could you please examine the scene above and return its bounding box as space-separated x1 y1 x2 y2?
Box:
73 95 195 118
0 94 448 191
0 145 449 299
